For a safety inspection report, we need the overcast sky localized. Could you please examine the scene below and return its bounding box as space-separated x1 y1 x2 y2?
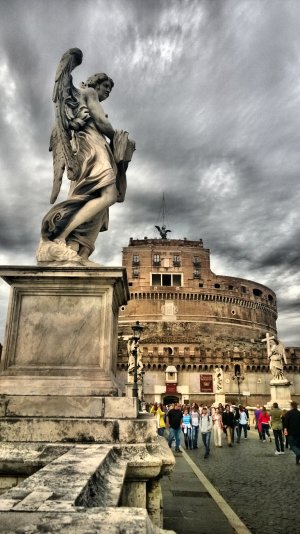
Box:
0 0 299 345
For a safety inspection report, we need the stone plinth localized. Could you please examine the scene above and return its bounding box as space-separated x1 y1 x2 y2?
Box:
214 393 226 406
0 266 129 396
267 380 292 410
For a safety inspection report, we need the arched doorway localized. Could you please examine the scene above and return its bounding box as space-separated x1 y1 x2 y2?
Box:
163 395 180 405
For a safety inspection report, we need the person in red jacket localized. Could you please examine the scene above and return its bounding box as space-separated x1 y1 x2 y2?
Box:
258 407 271 442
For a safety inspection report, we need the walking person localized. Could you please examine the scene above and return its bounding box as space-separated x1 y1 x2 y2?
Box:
233 405 240 440
253 405 263 441
182 407 192 450
156 403 166 437
283 401 300 465
222 404 235 447
190 403 200 449
282 409 289 449
200 406 212 458
237 406 249 443
166 403 183 453
212 407 223 447
270 402 285 455
258 407 271 443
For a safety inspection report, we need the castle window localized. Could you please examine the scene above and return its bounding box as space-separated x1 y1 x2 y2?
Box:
199 283 203 287
214 283 220 288
132 268 139 277
153 254 160 266
162 274 171 286
193 256 201 267
228 285 234 290
173 274 182 286
151 273 182 286
253 288 262 297
193 270 200 278
241 285 247 293
268 294 274 302
173 255 181 267
132 255 140 266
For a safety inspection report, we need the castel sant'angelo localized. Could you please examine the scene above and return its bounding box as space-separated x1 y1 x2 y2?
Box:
117 229 300 406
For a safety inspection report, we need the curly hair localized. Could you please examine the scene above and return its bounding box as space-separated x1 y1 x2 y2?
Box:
85 72 114 89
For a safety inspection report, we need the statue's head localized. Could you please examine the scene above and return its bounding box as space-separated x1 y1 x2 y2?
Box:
86 73 114 88
84 73 114 102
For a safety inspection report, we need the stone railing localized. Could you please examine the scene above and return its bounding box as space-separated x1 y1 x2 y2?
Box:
0 439 175 533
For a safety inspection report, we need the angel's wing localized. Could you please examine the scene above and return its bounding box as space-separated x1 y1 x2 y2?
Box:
49 124 65 204
166 230 171 234
155 225 161 232
50 47 83 191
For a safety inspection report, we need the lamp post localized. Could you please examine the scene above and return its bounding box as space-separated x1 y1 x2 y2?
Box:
232 368 245 405
231 348 244 405
131 321 144 398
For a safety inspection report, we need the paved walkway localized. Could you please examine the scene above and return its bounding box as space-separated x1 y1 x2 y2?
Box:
161 429 300 534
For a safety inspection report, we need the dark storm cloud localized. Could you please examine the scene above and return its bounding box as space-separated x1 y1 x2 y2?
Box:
0 0 299 344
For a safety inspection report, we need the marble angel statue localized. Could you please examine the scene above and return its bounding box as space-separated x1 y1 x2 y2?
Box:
269 339 288 381
36 48 135 265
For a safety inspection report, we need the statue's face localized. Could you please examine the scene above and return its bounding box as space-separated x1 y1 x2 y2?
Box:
96 80 112 102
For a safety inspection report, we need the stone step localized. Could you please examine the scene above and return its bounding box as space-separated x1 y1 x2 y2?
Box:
0 396 139 419
0 416 157 443
0 375 120 396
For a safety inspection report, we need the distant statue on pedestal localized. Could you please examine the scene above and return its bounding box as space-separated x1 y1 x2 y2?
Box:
214 367 223 393
127 338 144 383
155 224 171 239
269 340 287 382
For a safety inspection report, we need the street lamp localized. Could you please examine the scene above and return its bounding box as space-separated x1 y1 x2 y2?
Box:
131 321 144 398
231 347 245 405
232 365 245 405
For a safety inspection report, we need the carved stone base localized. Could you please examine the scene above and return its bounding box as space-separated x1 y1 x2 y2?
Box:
0 265 130 437
0 266 129 396
267 381 292 410
214 393 226 406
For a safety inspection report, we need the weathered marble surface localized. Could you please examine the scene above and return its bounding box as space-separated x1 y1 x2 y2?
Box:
2 395 138 419
0 441 175 533
36 48 135 266
0 414 157 444
267 382 292 410
0 266 129 396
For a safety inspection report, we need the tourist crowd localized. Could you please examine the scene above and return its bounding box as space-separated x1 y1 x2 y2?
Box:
148 400 300 465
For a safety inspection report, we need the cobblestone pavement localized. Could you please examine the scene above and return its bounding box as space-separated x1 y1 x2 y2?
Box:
185 429 300 534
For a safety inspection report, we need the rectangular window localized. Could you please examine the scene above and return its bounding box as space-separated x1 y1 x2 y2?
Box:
152 273 161 285
162 274 171 286
173 255 181 267
151 273 182 286
132 255 140 265
193 256 201 267
132 268 139 277
153 254 160 266
193 270 200 278
173 274 182 286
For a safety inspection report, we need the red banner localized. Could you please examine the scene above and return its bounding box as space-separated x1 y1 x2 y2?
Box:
200 374 213 393
166 383 177 393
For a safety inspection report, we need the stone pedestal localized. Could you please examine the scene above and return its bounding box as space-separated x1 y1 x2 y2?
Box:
0 266 129 397
267 380 292 410
214 393 226 406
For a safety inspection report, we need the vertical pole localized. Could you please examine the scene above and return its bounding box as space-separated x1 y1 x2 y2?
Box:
132 340 138 398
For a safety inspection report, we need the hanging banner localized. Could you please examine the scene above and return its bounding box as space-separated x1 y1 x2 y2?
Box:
166 383 177 393
200 374 213 393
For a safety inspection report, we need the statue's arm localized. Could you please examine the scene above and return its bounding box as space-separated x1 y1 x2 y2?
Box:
84 88 115 140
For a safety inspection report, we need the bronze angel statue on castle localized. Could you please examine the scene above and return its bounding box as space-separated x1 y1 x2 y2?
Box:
36 48 135 265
